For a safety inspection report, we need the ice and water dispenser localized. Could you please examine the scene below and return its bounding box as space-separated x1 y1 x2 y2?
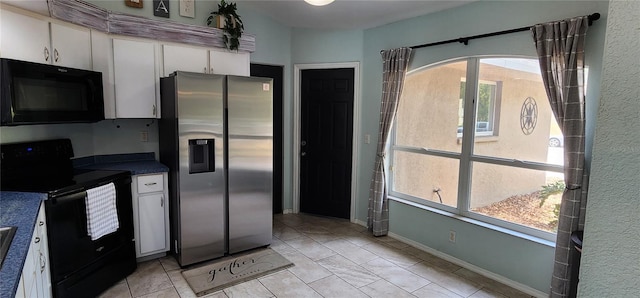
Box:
188 139 215 174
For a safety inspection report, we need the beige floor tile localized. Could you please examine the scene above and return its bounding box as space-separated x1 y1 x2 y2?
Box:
284 236 336 261
166 269 198 298
127 260 174 297
341 234 378 247
359 279 416 298
407 261 481 296
258 270 322 298
412 283 462 298
269 238 298 255
323 239 379 265
136 287 180 298
361 258 431 292
223 279 274 298
468 288 508 298
308 275 370 298
272 226 304 241
363 242 421 268
317 254 380 288
158 256 181 272
99 279 132 298
281 251 333 283
375 236 411 249
402 246 461 272
454 268 533 298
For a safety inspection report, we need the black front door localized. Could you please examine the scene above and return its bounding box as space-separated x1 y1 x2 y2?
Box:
250 63 284 214
300 68 354 219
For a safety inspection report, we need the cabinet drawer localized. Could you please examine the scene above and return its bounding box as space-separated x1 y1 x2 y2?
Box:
136 175 164 193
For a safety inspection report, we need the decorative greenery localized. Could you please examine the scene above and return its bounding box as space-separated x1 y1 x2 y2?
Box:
207 0 244 51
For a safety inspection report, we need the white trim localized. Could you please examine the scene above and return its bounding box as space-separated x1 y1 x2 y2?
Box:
282 209 294 214
388 231 548 298
293 62 361 222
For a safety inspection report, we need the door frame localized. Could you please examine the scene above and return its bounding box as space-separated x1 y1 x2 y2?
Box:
293 62 361 222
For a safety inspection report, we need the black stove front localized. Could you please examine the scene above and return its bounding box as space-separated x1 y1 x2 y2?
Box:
1 139 137 298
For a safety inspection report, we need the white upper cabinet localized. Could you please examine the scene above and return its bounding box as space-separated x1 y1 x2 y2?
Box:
113 38 160 118
0 7 91 69
0 8 50 64
209 50 250 76
91 31 117 119
49 22 92 69
162 44 208 76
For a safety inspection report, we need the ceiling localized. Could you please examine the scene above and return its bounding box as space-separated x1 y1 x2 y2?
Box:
237 0 476 30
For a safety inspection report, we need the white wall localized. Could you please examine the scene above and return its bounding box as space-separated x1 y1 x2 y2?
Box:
579 1 640 296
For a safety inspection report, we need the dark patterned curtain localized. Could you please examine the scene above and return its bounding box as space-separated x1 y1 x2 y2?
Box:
367 47 412 236
531 15 589 298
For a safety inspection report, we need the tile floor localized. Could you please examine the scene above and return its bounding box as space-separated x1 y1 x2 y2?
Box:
99 213 535 298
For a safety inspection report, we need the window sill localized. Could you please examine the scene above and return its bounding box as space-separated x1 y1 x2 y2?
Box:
388 196 556 248
457 136 499 144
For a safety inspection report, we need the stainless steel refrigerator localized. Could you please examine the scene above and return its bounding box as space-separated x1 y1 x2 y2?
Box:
159 71 273 267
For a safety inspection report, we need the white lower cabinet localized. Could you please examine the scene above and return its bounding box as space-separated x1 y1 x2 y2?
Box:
15 203 51 298
131 173 170 258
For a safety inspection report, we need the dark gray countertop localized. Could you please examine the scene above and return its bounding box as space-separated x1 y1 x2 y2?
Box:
0 192 47 298
73 152 169 175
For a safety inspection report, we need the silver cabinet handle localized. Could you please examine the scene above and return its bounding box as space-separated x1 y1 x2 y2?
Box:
54 48 59 62
144 182 157 186
39 252 46 272
44 47 50 61
160 196 164 207
39 221 44 226
209 67 213 74
203 67 207 73
152 104 157 116
35 237 41 244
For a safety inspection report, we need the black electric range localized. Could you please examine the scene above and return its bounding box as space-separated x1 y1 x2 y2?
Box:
1 139 137 298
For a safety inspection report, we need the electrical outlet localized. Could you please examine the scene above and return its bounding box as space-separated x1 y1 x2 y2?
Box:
449 230 456 243
140 131 148 142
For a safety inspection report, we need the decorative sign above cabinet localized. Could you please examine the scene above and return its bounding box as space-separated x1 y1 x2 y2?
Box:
153 0 170 18
125 0 143 9
180 0 195 18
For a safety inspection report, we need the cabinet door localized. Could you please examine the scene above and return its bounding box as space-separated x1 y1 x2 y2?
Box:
163 44 208 76
92 31 116 119
0 9 50 64
36 204 51 298
138 193 166 255
113 38 159 118
209 50 250 76
50 22 92 69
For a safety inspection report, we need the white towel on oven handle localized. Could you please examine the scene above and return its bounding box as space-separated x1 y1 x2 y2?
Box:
85 182 119 241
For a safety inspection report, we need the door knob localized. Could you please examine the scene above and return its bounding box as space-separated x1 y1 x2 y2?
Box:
301 141 307 146
301 152 307 156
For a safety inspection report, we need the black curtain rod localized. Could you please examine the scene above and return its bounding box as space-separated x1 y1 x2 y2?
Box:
382 13 600 53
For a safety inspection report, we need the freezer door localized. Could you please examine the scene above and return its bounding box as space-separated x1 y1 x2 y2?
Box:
176 72 226 266
227 76 273 254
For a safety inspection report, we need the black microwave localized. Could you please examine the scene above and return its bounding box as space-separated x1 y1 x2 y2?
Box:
0 58 104 126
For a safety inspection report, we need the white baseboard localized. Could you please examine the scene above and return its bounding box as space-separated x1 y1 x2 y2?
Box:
282 209 294 214
354 219 367 226
387 232 547 298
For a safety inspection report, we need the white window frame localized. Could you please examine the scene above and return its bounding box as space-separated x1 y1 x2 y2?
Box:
389 56 562 242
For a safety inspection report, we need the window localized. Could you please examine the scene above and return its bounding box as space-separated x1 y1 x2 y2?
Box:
391 57 564 241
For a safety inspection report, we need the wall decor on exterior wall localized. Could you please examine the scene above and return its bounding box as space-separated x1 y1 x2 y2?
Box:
153 0 170 18
180 0 195 18
520 96 538 135
125 0 143 9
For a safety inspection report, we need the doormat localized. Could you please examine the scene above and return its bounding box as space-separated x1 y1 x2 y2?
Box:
182 248 294 296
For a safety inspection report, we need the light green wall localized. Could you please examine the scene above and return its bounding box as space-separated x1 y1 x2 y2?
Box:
579 1 640 296
291 28 363 64
361 0 608 293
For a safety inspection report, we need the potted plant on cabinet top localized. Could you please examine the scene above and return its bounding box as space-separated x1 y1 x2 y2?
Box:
207 0 244 51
